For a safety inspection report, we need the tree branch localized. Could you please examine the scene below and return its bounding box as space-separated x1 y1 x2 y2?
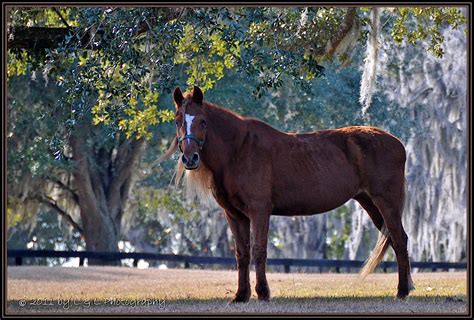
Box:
106 138 146 215
34 194 84 235
69 126 100 213
46 176 80 205
8 8 181 51
8 27 76 51
53 8 71 29
308 7 358 56
111 139 131 179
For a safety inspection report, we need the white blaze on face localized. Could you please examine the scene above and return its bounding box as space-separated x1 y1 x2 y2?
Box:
185 114 195 145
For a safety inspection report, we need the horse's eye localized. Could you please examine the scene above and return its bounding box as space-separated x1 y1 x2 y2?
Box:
200 120 207 129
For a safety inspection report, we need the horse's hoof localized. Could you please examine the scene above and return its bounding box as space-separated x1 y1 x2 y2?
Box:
256 285 270 302
229 293 251 304
256 291 271 302
395 293 409 301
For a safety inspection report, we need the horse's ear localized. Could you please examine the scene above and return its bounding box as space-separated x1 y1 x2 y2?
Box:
173 87 184 108
192 86 203 105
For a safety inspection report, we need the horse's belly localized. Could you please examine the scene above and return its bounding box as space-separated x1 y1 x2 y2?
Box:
271 194 353 216
271 170 359 216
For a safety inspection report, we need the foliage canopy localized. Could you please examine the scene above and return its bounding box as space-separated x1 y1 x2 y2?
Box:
7 7 466 143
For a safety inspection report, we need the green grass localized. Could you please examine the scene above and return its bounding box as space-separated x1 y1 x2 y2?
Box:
6 267 467 314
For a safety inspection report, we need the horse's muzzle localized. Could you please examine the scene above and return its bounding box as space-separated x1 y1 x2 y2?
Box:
182 153 200 170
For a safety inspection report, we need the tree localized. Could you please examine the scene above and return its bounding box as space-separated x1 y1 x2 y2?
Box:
7 73 146 264
6 7 466 264
378 26 467 263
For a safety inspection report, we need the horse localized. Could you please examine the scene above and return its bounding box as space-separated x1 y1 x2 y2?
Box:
161 85 414 303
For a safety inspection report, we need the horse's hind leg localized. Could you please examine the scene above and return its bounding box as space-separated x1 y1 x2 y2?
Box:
354 192 384 232
371 182 413 299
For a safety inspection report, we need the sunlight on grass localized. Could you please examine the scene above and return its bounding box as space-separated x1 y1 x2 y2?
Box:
7 267 467 314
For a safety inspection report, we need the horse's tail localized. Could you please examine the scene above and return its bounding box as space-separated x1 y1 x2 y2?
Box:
360 177 407 279
360 224 391 279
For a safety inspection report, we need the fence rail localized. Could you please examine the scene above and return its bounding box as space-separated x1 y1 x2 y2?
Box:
7 250 467 273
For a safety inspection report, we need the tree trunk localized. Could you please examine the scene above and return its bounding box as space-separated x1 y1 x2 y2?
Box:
70 122 146 265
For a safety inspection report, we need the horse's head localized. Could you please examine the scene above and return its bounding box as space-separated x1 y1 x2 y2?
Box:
173 86 207 170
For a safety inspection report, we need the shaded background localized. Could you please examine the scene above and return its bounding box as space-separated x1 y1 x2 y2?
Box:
6 7 467 268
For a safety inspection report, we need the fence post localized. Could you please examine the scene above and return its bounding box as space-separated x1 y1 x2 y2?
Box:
133 259 139 268
15 256 22 266
79 257 84 266
284 264 290 273
184 262 190 269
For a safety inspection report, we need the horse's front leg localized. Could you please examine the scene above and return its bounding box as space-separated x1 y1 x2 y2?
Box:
250 211 271 301
224 210 251 303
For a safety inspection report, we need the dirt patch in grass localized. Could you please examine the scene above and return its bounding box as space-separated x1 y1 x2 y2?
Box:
6 267 467 315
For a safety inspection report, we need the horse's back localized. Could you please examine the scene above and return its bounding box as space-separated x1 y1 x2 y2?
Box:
268 125 406 215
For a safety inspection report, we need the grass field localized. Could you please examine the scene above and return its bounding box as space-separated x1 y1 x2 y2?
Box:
6 267 468 315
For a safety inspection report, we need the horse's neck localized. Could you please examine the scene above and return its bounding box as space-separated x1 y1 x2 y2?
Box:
201 104 246 174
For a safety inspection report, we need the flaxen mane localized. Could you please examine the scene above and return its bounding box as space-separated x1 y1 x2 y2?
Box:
175 156 215 205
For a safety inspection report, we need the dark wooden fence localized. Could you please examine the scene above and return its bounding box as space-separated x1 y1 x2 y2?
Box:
7 250 467 273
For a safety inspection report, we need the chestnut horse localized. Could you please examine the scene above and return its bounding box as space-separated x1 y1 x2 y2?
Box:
162 86 413 303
